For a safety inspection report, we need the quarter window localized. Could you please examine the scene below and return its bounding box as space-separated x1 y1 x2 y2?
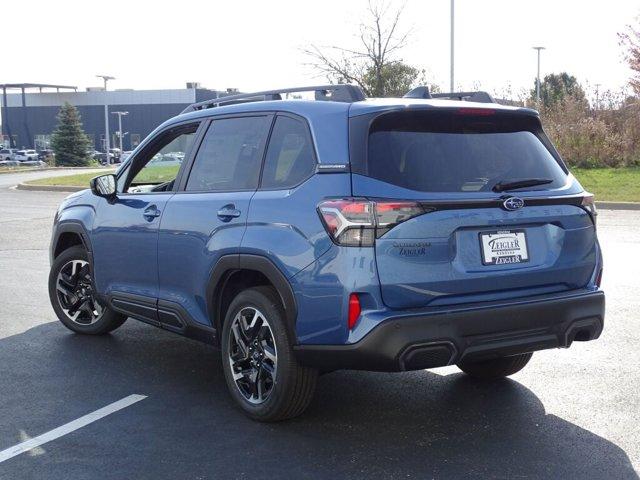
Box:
261 116 315 189
186 116 270 192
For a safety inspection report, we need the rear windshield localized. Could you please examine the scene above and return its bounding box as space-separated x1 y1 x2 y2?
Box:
363 110 567 193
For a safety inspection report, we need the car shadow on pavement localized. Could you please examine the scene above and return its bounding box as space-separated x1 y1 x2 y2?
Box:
0 320 637 480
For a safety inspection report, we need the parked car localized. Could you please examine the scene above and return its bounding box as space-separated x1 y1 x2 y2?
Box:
13 149 39 161
0 148 18 160
92 151 113 165
48 85 605 422
38 149 55 161
120 151 133 162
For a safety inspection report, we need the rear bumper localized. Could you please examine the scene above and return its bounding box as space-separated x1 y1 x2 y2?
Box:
294 289 605 372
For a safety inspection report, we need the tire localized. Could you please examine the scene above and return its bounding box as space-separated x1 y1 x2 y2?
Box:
48 245 127 335
221 286 318 422
457 352 533 380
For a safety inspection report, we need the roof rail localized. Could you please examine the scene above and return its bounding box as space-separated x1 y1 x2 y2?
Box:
430 91 496 104
181 84 366 114
403 87 496 104
403 86 432 99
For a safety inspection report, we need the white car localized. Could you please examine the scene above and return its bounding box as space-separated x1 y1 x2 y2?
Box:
0 148 18 160
13 149 39 161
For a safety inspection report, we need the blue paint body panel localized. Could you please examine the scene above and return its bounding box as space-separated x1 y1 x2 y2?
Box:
157 191 253 326
92 193 173 298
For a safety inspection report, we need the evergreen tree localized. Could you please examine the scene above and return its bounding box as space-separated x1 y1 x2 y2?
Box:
50 102 91 166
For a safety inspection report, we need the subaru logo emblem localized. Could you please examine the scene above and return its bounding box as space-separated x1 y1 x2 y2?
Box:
503 197 524 211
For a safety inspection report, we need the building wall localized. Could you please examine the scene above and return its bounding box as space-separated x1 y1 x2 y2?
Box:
1 87 222 150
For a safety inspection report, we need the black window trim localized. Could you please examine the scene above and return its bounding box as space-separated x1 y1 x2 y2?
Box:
257 112 318 192
116 119 205 195
175 112 276 194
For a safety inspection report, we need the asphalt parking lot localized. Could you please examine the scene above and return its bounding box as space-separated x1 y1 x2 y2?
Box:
0 170 639 479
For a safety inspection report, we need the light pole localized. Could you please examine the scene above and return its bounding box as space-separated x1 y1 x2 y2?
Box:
96 75 115 162
450 0 455 92
532 47 545 106
111 111 128 152
594 83 601 111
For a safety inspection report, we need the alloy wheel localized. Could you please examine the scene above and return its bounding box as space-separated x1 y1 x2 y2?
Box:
227 307 278 404
55 260 104 325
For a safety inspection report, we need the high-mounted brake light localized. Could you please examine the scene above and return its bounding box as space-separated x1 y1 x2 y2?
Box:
456 108 496 116
318 198 424 246
348 293 361 330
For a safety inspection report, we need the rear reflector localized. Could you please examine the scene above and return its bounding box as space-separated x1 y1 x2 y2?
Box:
348 293 361 330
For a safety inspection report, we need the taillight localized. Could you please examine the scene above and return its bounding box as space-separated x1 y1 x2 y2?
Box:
348 293 361 329
318 198 424 246
581 194 597 224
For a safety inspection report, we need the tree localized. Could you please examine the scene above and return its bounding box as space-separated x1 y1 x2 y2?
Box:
531 73 587 108
50 102 91 166
304 1 433 97
619 15 640 96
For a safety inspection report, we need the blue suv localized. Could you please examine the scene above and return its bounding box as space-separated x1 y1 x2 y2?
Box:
49 85 605 421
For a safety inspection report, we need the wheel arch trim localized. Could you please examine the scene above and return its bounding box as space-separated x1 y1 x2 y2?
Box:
206 254 298 341
51 221 93 265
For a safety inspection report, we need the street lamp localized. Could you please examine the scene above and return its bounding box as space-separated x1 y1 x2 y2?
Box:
111 111 128 153
450 0 455 92
532 47 545 106
96 75 115 161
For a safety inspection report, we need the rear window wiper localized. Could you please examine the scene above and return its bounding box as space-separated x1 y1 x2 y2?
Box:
492 178 553 192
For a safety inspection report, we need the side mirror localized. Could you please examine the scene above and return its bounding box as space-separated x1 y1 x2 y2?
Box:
90 174 117 198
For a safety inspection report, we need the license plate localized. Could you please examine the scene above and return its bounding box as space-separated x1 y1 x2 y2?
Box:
479 230 529 265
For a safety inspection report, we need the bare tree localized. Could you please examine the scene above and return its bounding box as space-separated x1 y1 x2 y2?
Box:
304 1 430 97
619 15 640 96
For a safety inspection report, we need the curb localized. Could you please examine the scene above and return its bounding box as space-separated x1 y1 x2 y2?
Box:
0 166 109 175
596 201 640 210
16 183 86 192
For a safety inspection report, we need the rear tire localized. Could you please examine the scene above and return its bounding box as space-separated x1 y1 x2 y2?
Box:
221 286 317 422
457 352 533 380
48 245 127 335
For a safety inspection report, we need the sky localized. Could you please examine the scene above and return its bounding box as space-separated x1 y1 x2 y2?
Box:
1 0 638 99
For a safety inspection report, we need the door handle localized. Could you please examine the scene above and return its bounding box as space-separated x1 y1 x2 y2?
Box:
143 205 161 219
217 204 241 221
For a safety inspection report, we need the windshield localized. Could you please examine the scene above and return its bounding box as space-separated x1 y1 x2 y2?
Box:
363 110 568 193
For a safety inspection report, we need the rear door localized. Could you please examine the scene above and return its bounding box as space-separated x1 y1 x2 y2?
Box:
349 108 597 309
157 114 273 328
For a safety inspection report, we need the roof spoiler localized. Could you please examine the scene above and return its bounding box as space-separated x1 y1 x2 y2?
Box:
181 84 366 114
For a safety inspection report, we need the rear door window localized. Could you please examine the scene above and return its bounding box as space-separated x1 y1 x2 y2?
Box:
186 116 270 192
363 111 567 193
261 116 316 189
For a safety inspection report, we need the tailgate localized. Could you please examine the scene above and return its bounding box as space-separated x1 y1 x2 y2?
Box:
374 203 596 308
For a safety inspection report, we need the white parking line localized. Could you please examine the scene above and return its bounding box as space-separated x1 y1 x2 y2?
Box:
0 394 147 463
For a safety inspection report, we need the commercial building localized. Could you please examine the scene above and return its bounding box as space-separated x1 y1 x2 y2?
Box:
0 83 228 151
